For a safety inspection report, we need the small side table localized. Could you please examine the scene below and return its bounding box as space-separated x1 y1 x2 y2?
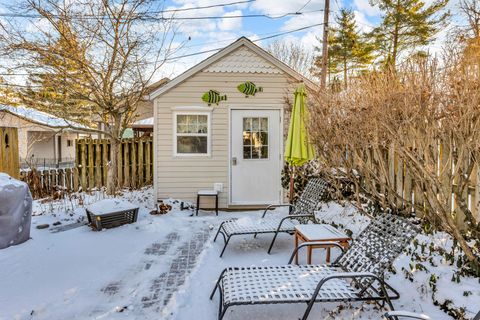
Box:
196 190 219 216
294 224 350 264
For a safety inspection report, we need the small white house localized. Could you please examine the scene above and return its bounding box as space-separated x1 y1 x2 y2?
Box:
150 37 316 208
0 105 85 168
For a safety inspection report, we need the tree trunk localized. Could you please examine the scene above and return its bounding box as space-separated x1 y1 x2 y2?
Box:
107 137 120 195
391 0 401 69
343 58 348 89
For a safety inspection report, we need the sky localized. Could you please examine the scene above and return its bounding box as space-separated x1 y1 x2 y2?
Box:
0 0 467 83
153 0 464 79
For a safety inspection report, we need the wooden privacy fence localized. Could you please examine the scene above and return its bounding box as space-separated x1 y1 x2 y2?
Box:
352 144 480 224
0 127 19 179
76 138 153 190
20 137 153 198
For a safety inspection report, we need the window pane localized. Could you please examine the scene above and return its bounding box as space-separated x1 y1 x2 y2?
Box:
177 124 188 133
260 132 268 145
243 118 251 132
260 146 268 159
243 146 252 159
252 118 259 131
198 115 208 126
177 115 188 125
198 123 208 134
243 132 252 146
177 136 208 154
260 117 268 132
251 146 259 159
187 123 197 133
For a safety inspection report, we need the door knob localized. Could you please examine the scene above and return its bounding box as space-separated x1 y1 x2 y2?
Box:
232 157 237 165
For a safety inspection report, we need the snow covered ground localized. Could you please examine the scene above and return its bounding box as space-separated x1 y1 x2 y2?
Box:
0 188 478 320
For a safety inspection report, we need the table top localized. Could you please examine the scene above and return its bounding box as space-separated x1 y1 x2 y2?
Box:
295 224 350 241
197 190 218 195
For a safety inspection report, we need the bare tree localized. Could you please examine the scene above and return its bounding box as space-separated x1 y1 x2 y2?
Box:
265 39 314 79
460 0 480 38
0 0 179 193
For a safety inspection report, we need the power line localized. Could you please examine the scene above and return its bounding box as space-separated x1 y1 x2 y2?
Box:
297 0 313 13
0 0 255 19
162 23 325 61
0 9 323 21
0 22 325 84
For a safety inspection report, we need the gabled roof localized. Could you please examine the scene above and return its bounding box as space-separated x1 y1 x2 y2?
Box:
0 104 86 130
149 37 317 100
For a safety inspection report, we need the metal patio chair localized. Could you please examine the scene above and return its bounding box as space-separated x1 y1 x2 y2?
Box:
214 177 329 257
210 213 419 320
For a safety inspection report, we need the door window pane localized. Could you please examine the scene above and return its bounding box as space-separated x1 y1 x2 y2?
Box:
242 117 268 159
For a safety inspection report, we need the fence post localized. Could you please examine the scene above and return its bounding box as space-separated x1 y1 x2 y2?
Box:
79 140 87 190
131 139 137 188
138 139 144 187
65 168 72 192
58 168 65 190
88 139 95 190
95 140 102 188
73 167 79 192
102 139 108 187
123 140 130 187
145 139 151 184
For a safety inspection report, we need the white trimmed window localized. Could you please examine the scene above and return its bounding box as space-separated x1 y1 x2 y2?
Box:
174 112 211 156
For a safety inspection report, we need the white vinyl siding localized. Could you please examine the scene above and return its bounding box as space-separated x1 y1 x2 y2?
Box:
154 48 300 208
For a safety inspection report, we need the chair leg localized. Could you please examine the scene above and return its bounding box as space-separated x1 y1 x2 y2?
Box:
214 222 225 242
196 195 200 216
267 230 281 254
253 233 257 238
219 236 231 257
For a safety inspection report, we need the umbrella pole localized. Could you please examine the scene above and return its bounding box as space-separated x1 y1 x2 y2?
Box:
289 166 295 204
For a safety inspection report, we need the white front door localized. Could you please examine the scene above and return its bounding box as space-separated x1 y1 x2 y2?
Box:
230 109 282 205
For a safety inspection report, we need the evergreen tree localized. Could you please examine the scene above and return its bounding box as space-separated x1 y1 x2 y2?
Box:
370 0 449 68
313 9 373 88
20 20 93 126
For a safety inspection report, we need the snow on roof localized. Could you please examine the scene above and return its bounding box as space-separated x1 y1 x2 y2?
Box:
0 104 86 129
132 117 153 127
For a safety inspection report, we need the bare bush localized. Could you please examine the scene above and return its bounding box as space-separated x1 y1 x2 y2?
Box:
309 41 480 271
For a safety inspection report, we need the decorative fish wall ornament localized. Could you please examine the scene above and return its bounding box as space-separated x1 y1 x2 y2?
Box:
201 90 227 105
237 81 263 97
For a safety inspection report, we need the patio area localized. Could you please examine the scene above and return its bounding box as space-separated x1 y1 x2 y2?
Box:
0 188 478 320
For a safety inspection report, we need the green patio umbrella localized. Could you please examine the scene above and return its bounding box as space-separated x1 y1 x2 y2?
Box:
284 83 316 202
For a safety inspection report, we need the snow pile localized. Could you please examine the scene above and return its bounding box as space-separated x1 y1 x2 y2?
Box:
86 199 138 215
0 190 478 319
0 173 32 249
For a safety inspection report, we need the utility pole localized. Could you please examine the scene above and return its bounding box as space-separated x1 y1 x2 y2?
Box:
320 0 330 90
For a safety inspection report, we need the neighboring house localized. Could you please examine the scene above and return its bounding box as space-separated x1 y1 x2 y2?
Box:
0 105 86 168
150 37 316 208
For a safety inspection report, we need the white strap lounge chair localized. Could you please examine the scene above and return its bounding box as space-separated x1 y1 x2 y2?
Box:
214 177 329 257
210 213 419 320
384 311 431 320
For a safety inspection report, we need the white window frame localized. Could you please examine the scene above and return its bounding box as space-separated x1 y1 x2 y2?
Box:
172 107 212 157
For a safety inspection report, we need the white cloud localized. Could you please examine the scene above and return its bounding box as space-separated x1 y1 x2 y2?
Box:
353 10 374 33
250 0 324 15
353 0 381 17
218 10 243 31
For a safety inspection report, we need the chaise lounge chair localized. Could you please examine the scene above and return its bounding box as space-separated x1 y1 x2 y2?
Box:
214 177 329 257
384 311 431 320
210 213 419 320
